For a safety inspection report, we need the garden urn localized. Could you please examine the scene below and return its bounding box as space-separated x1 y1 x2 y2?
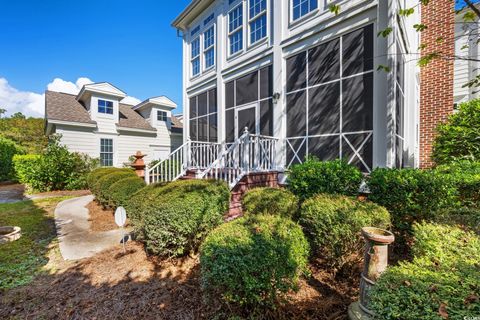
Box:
131 151 147 178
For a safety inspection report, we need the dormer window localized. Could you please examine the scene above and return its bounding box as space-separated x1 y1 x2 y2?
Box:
292 0 318 21
98 99 113 114
157 110 167 122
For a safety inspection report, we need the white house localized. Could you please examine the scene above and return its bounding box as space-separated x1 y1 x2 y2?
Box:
45 82 183 167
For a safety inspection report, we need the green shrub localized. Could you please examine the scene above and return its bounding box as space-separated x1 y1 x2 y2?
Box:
367 168 457 234
92 170 136 206
436 160 480 207
107 176 146 208
86 167 123 189
13 135 98 192
200 215 309 310
242 187 298 218
287 158 363 200
434 207 480 235
370 223 480 319
128 179 230 257
433 98 480 164
0 137 24 181
298 194 390 269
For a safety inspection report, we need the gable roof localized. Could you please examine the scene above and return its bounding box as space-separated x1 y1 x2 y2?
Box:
77 82 127 101
133 96 177 111
45 91 96 125
172 0 215 31
170 115 184 133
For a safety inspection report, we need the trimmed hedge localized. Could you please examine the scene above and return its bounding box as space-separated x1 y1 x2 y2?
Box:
107 176 146 208
434 207 480 235
433 98 480 164
370 222 480 319
91 169 137 206
436 160 480 208
367 168 457 234
200 214 309 310
86 167 124 189
298 194 390 269
242 187 298 218
0 137 24 181
287 158 363 200
127 179 230 257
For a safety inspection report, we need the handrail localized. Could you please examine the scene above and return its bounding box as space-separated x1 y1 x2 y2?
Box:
145 141 190 184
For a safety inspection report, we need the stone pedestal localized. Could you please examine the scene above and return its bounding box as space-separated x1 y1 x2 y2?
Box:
348 227 395 320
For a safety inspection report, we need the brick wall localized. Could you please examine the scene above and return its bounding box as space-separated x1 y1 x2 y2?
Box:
419 0 455 168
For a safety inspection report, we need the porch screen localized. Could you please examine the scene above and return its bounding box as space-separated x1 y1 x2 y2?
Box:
224 65 273 142
286 24 374 172
189 88 218 142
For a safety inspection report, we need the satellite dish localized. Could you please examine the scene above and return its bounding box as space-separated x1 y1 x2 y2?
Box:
115 207 127 227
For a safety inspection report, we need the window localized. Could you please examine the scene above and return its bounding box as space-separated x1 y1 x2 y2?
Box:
285 25 374 172
98 99 113 115
395 42 406 168
100 138 113 167
292 0 318 21
204 26 215 69
157 110 167 122
189 88 218 143
228 3 244 55
249 0 267 44
191 37 200 76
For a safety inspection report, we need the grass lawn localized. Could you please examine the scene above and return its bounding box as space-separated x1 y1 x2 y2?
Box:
0 197 70 290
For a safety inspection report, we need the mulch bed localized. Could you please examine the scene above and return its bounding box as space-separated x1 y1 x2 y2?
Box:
86 201 119 232
0 241 359 320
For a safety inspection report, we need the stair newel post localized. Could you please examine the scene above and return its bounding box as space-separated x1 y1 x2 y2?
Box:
243 127 250 174
186 138 191 170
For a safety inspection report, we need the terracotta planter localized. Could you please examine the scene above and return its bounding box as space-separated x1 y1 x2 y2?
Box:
0 226 22 244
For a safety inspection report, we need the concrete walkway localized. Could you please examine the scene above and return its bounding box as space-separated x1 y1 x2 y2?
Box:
54 196 127 260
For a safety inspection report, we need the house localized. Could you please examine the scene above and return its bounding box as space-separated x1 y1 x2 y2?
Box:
146 0 455 191
454 5 479 107
44 82 183 167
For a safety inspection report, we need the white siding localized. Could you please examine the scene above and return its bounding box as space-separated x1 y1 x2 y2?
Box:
55 125 98 158
117 133 158 166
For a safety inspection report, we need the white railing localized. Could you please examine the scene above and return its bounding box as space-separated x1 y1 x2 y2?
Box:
145 129 278 188
145 142 189 184
199 129 278 189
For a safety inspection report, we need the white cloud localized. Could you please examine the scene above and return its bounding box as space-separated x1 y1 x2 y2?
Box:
0 77 142 118
121 96 142 106
0 78 44 118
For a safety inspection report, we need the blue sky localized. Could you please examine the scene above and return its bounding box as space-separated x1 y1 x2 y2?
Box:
0 0 191 116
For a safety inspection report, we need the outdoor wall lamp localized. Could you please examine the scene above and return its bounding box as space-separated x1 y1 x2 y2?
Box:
272 92 281 104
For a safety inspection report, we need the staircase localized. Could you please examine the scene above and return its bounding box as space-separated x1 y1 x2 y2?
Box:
145 129 280 217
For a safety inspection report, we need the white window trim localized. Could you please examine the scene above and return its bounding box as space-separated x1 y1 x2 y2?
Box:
289 0 319 24
191 37 201 78
227 2 245 58
98 99 114 115
247 0 268 47
203 24 216 71
99 137 115 167
157 110 168 122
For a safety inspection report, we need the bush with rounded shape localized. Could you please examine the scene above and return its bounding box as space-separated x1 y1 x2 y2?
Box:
129 179 230 257
242 187 298 218
87 167 123 189
107 176 146 209
367 168 457 234
200 214 309 310
0 137 24 181
434 206 480 235
433 98 480 164
12 154 42 190
93 170 137 206
287 158 363 200
436 160 480 208
370 223 480 320
298 194 390 269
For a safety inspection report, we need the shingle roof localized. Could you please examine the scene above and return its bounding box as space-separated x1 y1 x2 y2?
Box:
45 91 96 124
171 115 183 133
118 104 156 131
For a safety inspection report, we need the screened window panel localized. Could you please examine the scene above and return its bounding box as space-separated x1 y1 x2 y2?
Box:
396 86 404 136
308 82 341 135
342 24 374 76
226 81 235 108
226 109 235 142
308 38 340 86
198 116 208 141
308 136 340 161
342 133 373 172
286 52 307 93
189 97 197 118
342 73 374 132
260 99 273 136
190 119 198 141
236 71 258 106
209 113 218 142
287 138 306 166
208 88 217 113
286 90 306 137
395 136 404 168
198 92 208 117
259 65 273 99
237 107 256 137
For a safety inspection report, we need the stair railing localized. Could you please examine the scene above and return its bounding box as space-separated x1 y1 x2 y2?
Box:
145 141 190 184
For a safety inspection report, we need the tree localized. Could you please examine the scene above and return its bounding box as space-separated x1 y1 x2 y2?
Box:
0 108 6 118
0 113 48 154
